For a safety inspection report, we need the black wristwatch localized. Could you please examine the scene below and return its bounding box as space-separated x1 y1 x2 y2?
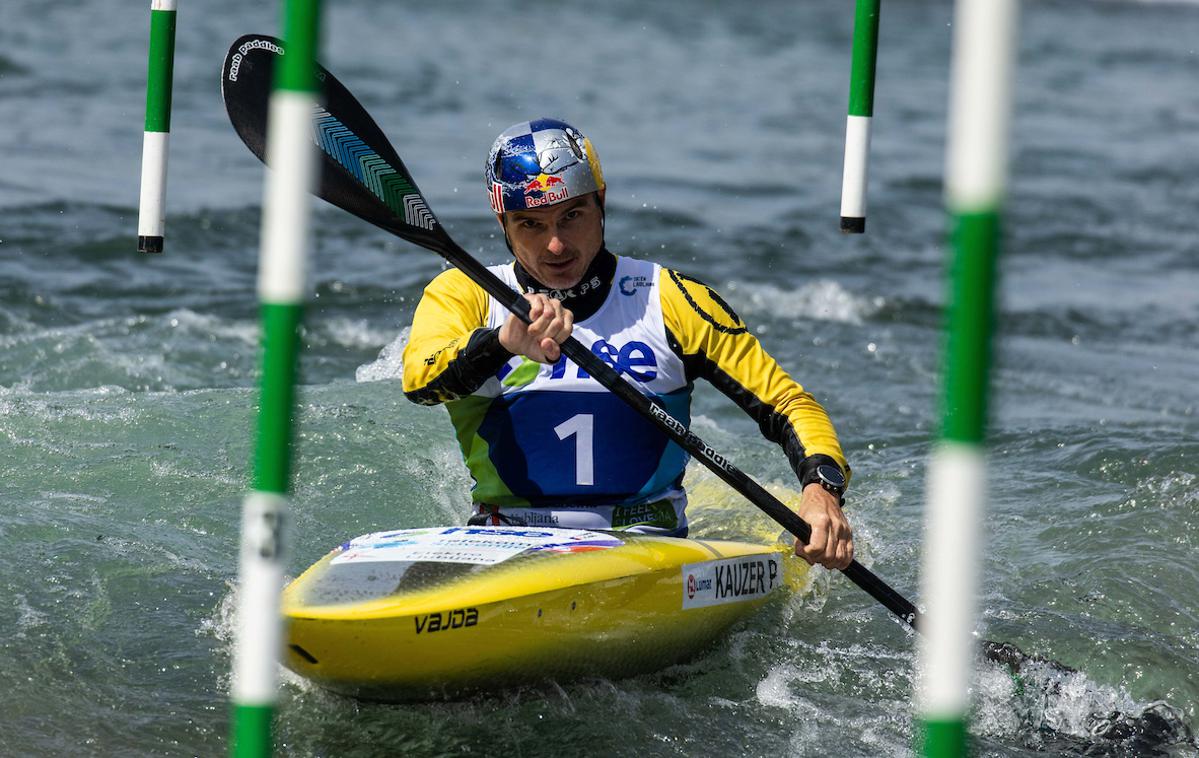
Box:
802 462 846 502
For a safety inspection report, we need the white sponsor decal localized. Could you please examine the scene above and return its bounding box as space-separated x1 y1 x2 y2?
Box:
331 526 620 566
681 555 781 609
228 38 284 82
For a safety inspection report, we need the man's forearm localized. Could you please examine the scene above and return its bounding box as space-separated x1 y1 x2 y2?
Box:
403 327 513 405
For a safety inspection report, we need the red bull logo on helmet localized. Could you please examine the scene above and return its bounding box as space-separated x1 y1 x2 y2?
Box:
523 173 570 207
524 173 565 193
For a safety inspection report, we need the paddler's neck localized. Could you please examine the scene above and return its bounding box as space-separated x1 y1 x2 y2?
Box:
513 247 616 322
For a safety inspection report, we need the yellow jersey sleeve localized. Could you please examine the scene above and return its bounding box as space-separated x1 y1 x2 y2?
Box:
401 268 510 405
658 268 851 485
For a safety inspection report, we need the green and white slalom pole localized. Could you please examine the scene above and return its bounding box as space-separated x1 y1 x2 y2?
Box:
230 1 322 756
917 0 1019 755
137 0 178 254
839 0 880 234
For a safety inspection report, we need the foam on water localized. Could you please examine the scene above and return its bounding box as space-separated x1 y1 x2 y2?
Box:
753 637 1197 756
197 580 238 650
725 279 884 326
317 317 396 351
755 656 913 755
0 384 138 425
160 308 260 346
13 593 50 636
0 309 266 391
974 654 1196 754
355 326 410 383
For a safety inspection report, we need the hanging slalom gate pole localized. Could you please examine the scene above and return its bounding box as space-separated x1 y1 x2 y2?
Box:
137 0 178 254
229 1 323 756
839 0 880 234
917 0 1018 755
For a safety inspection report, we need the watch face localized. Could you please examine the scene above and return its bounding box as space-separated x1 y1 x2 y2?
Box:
816 464 845 488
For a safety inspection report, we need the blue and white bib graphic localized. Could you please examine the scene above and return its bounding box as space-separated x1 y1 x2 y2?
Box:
457 257 692 508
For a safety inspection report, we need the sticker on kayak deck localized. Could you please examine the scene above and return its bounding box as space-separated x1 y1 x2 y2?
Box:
681 554 781 609
331 526 621 566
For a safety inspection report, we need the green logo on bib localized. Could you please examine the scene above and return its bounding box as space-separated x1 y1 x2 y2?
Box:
611 500 678 530
501 358 541 388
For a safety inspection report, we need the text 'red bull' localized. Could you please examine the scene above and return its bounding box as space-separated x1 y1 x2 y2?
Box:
523 173 569 207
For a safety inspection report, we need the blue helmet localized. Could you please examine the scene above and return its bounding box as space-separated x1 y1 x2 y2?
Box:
485 118 605 214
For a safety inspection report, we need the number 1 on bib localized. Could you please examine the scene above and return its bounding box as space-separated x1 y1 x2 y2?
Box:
554 414 595 486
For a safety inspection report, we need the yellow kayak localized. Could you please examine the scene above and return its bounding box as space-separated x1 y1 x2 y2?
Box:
281 525 808 700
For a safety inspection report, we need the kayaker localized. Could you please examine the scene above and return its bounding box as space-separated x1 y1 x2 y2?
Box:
402 118 854 570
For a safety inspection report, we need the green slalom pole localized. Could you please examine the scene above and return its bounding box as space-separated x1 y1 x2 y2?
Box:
917 0 1019 755
839 0 880 234
229 1 322 756
137 0 178 253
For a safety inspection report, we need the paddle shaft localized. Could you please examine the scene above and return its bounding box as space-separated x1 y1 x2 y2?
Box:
431 237 921 629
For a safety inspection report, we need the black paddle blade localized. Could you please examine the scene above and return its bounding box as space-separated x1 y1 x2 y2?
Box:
221 34 451 254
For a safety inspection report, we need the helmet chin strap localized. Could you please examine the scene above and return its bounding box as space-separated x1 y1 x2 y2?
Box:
596 200 606 251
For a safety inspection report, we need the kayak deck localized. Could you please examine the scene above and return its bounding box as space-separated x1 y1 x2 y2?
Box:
282 526 807 700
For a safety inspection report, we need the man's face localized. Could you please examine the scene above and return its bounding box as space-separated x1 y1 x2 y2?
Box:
500 192 605 290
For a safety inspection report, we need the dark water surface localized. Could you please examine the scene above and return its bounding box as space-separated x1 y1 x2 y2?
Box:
2 0 1197 754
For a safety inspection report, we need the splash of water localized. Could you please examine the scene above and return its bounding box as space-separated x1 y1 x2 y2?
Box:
355 326 411 383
